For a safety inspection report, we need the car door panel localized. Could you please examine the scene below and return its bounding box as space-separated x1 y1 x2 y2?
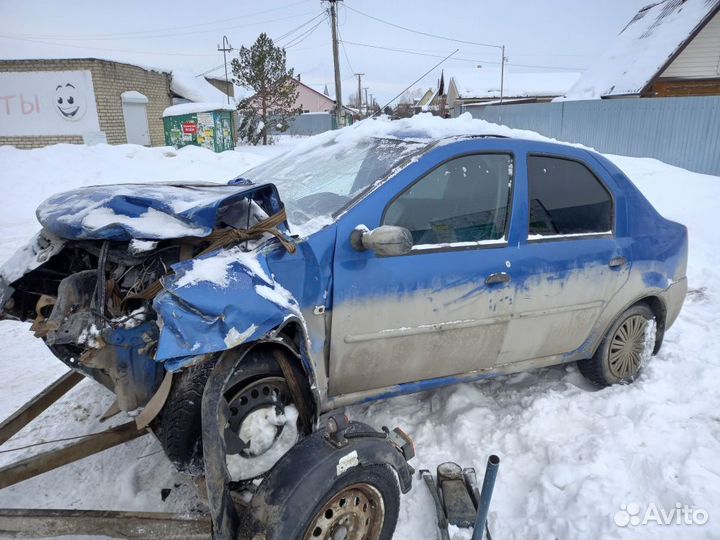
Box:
499 151 630 364
329 143 519 397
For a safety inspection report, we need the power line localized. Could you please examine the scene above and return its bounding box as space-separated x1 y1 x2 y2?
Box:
2 1 310 41
0 34 219 57
0 12 318 43
374 49 459 116
275 12 327 43
337 27 355 74
341 40 582 71
344 4 502 50
284 17 327 49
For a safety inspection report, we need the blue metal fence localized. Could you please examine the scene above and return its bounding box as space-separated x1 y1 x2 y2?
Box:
461 96 720 176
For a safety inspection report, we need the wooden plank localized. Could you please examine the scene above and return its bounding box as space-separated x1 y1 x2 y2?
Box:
0 370 84 446
0 421 146 490
0 508 211 539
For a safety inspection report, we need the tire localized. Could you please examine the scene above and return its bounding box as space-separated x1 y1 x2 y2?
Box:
153 358 217 475
155 347 311 476
270 465 400 540
578 303 655 387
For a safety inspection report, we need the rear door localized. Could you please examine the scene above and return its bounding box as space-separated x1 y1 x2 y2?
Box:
329 142 519 397
499 151 631 364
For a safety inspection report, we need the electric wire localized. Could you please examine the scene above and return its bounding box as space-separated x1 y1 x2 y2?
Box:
2 1 310 41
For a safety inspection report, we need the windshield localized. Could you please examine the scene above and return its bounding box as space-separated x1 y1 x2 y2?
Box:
239 136 427 234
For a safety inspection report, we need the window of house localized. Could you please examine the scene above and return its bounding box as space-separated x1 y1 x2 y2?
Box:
527 156 612 238
384 154 513 247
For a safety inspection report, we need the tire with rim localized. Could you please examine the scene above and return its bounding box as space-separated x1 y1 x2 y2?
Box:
271 464 400 540
155 347 311 476
578 303 655 387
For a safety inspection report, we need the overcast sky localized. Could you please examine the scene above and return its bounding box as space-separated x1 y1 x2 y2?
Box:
0 0 649 104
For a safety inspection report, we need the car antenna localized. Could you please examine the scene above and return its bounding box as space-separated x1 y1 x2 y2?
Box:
371 49 459 118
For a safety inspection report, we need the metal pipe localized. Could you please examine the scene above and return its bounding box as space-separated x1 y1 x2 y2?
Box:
471 455 500 540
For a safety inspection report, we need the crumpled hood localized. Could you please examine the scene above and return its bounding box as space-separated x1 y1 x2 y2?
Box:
36 182 283 241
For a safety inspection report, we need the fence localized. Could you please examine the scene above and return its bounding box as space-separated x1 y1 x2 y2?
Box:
460 96 720 176
285 112 334 136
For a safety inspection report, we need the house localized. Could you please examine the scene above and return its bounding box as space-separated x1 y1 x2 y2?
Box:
561 0 720 100
426 70 580 116
0 57 233 149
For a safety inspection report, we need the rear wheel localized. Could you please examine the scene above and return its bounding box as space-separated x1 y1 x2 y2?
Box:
578 303 655 387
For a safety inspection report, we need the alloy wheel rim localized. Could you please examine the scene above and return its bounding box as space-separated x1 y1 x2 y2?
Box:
304 483 385 540
608 314 648 379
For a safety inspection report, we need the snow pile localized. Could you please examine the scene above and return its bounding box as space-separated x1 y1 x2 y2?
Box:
561 0 720 100
170 70 232 104
227 405 299 481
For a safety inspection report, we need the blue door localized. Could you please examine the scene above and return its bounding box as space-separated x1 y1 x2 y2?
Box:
499 152 631 364
329 145 520 397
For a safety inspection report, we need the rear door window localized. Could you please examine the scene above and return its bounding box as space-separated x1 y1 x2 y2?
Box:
527 155 612 238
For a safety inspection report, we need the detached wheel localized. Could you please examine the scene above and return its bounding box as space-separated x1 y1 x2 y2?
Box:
578 303 655 387
271 465 400 540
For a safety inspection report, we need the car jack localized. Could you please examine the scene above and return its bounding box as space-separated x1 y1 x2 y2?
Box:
420 455 500 540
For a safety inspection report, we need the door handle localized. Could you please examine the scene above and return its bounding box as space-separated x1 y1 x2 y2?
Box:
485 272 511 285
609 256 627 268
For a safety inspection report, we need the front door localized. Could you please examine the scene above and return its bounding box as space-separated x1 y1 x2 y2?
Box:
329 151 518 397
121 92 150 146
499 153 631 364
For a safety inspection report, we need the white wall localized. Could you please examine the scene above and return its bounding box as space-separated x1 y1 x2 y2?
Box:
661 10 720 79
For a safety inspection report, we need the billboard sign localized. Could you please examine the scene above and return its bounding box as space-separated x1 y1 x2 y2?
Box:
0 70 101 136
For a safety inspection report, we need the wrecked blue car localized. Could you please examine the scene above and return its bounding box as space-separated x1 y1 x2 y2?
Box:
0 132 687 478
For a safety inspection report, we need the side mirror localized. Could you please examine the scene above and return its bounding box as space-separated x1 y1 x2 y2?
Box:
351 225 413 256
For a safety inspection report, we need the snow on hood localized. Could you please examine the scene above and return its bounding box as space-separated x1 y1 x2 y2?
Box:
36 182 283 241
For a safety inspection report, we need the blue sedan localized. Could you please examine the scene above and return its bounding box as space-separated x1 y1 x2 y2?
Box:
0 132 687 497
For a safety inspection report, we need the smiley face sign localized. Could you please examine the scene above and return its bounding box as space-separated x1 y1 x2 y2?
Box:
54 82 87 122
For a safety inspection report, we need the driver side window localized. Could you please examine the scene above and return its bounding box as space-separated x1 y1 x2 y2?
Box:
383 154 513 247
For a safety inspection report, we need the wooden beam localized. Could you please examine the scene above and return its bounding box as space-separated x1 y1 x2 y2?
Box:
0 421 146 490
0 370 84 446
0 508 211 539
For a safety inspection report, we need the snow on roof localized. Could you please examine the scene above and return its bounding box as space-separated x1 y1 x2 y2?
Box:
561 0 720 100
451 70 581 99
163 101 235 117
170 71 231 103
0 55 170 74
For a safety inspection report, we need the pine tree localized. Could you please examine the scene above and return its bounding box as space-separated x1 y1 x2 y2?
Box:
232 33 300 145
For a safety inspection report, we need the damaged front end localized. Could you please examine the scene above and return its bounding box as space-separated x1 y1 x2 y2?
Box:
0 181 294 412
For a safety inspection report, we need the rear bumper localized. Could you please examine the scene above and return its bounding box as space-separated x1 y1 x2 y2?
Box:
662 276 688 330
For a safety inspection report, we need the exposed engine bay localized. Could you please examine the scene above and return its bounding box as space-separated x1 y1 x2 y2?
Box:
0 183 289 412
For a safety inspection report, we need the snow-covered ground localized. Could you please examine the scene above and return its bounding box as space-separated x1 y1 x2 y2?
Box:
0 116 718 540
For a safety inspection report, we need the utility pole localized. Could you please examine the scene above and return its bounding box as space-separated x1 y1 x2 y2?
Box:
499 45 506 105
328 0 344 127
217 35 233 105
363 87 369 115
354 73 364 115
